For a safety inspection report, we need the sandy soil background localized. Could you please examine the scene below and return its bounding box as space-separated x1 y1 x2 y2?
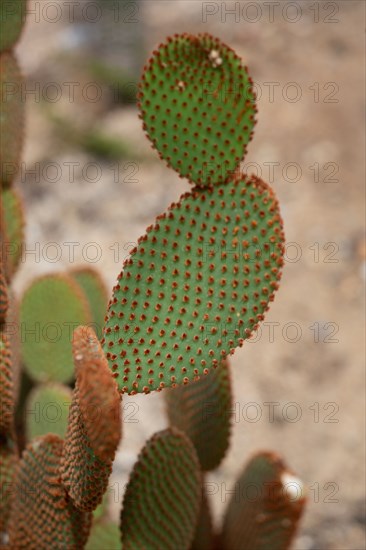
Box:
10 1 365 548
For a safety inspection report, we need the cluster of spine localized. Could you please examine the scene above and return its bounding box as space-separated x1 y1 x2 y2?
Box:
165 358 232 471
103 174 284 394
60 326 121 511
121 428 201 550
138 33 256 187
220 452 306 549
8 434 92 548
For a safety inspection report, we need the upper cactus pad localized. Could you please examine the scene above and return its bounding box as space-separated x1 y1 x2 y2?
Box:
20 274 91 383
103 174 284 394
221 451 306 550
138 33 256 187
121 428 201 550
165 359 232 471
8 434 92 548
0 0 27 52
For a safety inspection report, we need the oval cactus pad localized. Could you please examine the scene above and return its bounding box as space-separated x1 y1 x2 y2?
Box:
103 174 284 394
138 33 256 187
20 274 91 383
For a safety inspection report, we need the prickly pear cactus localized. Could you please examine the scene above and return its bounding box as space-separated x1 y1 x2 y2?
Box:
0 52 25 186
138 33 256 187
0 188 25 280
103 174 284 394
60 327 121 511
121 428 201 550
221 452 306 550
0 0 27 52
165 358 232 471
20 274 91 383
8 434 92 548
70 268 108 340
25 383 72 440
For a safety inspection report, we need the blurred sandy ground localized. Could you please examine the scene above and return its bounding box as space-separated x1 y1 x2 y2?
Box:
12 1 365 548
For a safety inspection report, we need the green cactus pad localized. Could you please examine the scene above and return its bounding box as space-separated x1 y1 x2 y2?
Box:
20 274 91 383
0 332 14 437
165 359 232 471
60 327 121 511
0 52 25 186
0 261 8 324
70 268 108 340
191 487 215 550
121 428 201 550
138 33 256 187
0 0 27 52
103 174 284 394
8 434 92 548
86 521 121 550
0 439 18 535
0 188 25 280
221 451 306 550
25 383 72 440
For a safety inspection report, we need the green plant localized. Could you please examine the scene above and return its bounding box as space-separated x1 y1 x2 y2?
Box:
0 22 307 550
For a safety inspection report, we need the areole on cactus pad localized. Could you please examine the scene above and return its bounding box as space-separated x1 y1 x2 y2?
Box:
103 174 284 394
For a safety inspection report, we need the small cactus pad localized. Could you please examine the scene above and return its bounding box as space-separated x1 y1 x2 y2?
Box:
60 327 121 511
25 383 72 440
8 434 92 548
221 451 306 550
103 174 284 394
0 0 27 52
0 261 8 323
86 521 121 550
121 428 201 550
20 274 91 383
0 188 25 280
60 388 114 512
72 326 121 462
191 487 215 550
138 33 256 187
0 332 14 436
0 52 25 186
0 439 18 535
70 268 108 340
165 359 232 471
